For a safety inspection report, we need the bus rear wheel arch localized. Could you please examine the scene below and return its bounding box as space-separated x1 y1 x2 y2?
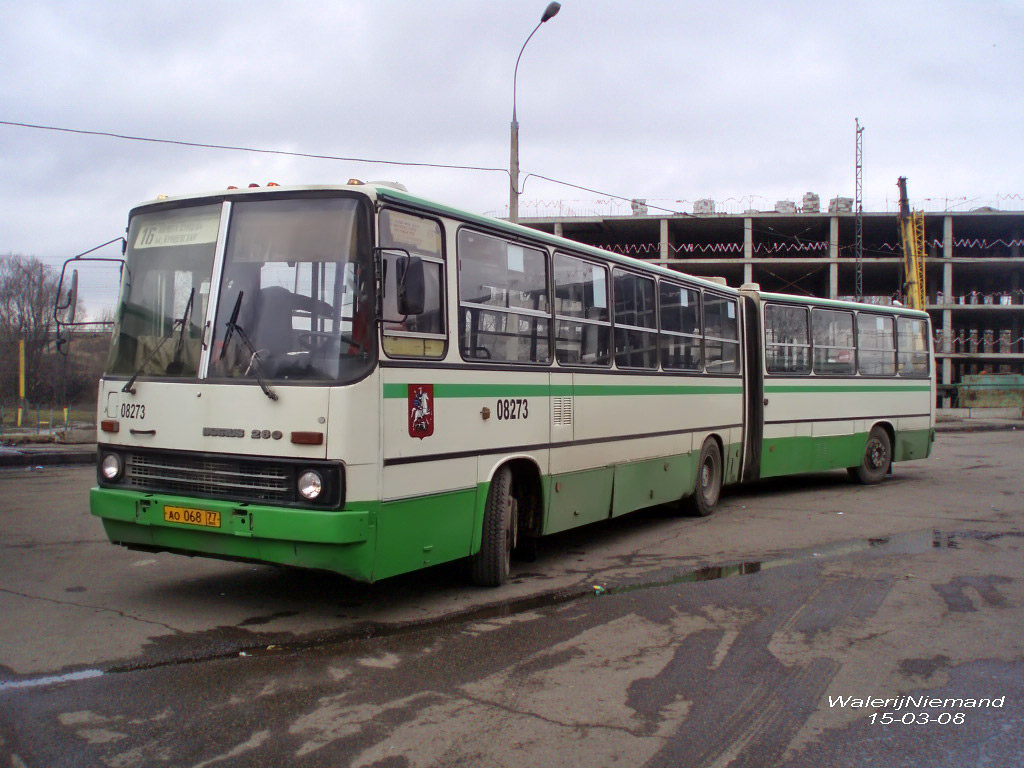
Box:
848 424 893 485
683 436 723 517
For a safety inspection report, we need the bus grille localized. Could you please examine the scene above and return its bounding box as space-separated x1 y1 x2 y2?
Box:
124 451 292 503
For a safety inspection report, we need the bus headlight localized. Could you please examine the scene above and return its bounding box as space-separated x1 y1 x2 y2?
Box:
101 453 123 481
297 470 323 500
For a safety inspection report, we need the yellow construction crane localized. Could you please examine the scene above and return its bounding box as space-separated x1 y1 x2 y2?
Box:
897 176 927 310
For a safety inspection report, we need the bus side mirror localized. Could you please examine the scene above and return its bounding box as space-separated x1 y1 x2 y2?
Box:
398 256 425 316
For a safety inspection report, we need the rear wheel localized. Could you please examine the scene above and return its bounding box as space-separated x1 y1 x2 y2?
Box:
470 466 517 586
848 426 891 485
683 438 722 517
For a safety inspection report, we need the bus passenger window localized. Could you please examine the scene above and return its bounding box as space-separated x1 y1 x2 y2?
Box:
613 269 657 369
458 230 549 364
765 304 810 374
379 209 446 358
897 317 930 376
659 282 702 371
811 308 855 375
554 253 610 366
704 294 740 374
857 313 896 375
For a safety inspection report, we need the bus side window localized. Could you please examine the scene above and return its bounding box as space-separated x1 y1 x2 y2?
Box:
897 316 930 375
704 294 740 374
659 281 702 371
765 304 810 374
379 209 446 359
458 230 550 364
857 313 896 375
554 253 610 366
811 308 855 375
612 269 658 369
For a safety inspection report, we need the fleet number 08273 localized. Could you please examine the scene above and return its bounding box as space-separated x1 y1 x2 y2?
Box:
120 403 145 419
496 399 528 420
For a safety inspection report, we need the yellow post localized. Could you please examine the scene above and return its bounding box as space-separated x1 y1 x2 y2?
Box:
17 340 25 427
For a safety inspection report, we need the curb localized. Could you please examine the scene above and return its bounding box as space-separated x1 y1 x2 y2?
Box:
0 448 96 468
934 421 1022 434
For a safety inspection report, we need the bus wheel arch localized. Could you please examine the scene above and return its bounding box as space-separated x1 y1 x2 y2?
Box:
683 435 724 517
470 458 541 586
848 422 893 485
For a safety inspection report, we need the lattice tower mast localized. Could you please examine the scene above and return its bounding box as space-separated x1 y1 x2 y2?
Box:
855 118 864 300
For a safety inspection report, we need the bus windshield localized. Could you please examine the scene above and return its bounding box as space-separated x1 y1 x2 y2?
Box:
207 197 375 383
108 195 375 385
107 204 221 379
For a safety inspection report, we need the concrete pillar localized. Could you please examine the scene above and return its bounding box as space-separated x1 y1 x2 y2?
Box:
829 216 840 299
942 216 954 405
660 218 670 261
743 218 753 285
554 222 563 238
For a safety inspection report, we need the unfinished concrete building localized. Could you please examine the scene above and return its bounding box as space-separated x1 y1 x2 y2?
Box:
520 203 1024 406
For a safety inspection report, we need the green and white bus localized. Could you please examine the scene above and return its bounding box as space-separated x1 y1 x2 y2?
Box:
91 181 935 586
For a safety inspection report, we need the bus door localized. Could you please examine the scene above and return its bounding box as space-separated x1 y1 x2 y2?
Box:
740 293 764 482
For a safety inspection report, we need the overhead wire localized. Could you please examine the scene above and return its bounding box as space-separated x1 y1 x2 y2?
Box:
0 119 688 215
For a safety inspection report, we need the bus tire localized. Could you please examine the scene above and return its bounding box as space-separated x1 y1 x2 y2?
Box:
683 438 722 517
470 465 516 587
848 426 891 485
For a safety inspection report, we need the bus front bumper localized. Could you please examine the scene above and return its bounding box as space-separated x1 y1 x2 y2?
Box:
90 487 376 581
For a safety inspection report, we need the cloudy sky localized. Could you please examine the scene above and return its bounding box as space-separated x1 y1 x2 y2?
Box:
2 0 1022 316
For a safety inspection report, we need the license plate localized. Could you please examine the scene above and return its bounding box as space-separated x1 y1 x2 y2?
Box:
164 505 221 528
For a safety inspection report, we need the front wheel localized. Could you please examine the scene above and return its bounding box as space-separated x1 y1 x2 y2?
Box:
848 426 891 485
683 438 722 517
470 466 517 586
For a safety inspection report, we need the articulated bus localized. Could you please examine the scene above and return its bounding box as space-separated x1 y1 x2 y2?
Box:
91 181 935 586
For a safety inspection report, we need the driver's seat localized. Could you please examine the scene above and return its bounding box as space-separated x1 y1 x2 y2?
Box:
253 286 296 372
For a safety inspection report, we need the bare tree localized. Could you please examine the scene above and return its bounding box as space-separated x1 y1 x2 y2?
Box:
0 254 62 403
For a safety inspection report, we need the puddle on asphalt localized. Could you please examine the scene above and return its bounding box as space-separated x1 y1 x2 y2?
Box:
606 529 976 596
4 529 1022 691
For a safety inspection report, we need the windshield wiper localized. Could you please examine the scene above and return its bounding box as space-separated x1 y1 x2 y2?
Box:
218 291 279 401
165 288 195 376
122 288 196 394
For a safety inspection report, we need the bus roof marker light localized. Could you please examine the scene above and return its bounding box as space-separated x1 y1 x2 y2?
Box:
291 431 324 445
100 419 119 433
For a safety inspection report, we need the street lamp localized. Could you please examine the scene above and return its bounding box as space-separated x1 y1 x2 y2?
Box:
509 1 560 223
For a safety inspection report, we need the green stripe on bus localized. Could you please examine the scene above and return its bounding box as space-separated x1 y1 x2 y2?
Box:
384 384 558 398
384 383 742 399
764 384 932 393
572 384 743 396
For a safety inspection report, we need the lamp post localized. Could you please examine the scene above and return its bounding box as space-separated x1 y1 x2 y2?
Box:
509 1 560 223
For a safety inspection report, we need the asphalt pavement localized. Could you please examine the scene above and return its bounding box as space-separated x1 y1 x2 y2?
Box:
1 431 1022 768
